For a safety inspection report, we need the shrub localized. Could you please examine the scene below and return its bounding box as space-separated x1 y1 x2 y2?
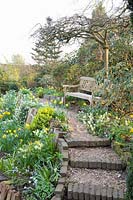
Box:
30 106 55 130
96 62 132 114
35 87 44 98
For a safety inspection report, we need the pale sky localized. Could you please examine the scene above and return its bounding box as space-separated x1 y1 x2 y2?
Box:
0 0 122 64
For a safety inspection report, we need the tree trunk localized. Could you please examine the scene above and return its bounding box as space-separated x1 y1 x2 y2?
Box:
103 43 109 79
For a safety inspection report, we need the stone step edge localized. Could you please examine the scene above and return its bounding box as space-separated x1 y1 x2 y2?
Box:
70 159 126 170
65 138 111 147
52 138 69 200
67 182 125 200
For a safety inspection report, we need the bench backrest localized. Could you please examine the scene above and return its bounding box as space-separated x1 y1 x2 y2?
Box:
79 77 97 92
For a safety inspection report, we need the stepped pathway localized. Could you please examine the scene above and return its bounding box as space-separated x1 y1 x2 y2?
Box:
64 109 126 200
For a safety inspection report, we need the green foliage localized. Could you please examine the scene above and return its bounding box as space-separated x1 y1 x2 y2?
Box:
30 106 55 130
96 61 132 114
51 61 69 88
1 90 17 114
109 120 133 143
51 108 68 131
65 64 81 84
0 89 40 152
126 148 133 200
35 87 63 98
109 29 132 66
0 89 64 199
78 106 110 137
13 133 58 169
0 132 61 200
37 74 54 88
78 106 133 143
0 64 38 92
23 161 60 200
35 87 44 98
0 120 31 153
32 17 61 65
92 1 107 20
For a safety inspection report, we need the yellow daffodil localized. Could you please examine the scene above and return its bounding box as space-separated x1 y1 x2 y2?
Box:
13 130 16 133
83 102 87 106
25 123 30 129
130 114 133 118
34 140 43 149
34 140 41 145
53 100 57 104
20 139 23 143
59 101 63 105
130 128 133 133
3 111 10 115
15 134 18 138
2 134 7 139
0 114 3 119
45 127 49 131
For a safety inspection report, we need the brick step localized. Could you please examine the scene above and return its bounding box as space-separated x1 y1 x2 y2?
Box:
67 168 126 199
69 148 126 170
67 182 125 200
0 172 8 182
65 137 111 148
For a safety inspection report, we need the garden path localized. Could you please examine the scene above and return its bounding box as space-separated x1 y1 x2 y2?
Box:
63 107 127 200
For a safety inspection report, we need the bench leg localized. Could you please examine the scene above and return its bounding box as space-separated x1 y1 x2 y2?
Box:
87 97 93 106
63 96 66 105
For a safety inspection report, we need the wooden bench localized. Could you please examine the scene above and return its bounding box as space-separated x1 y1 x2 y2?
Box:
63 77 101 105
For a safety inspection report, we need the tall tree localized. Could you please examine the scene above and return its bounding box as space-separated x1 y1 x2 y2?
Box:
32 17 62 65
32 1 129 78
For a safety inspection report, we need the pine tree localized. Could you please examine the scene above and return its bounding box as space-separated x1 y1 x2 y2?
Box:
32 17 62 65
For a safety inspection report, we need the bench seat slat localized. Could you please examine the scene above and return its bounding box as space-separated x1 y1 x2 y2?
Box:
65 92 93 102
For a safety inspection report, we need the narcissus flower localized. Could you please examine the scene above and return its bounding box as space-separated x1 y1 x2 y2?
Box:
0 114 3 119
2 134 7 139
3 111 10 115
130 128 133 133
25 123 30 129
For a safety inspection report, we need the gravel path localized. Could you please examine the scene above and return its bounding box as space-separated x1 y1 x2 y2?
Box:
67 168 126 192
67 110 109 141
69 147 122 163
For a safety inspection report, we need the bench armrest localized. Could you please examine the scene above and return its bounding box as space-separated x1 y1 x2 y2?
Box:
63 84 79 93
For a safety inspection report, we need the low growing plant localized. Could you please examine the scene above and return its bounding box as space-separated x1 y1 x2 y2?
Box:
78 106 110 137
30 106 55 130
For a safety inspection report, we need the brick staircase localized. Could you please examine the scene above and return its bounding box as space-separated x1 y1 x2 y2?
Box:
64 111 127 200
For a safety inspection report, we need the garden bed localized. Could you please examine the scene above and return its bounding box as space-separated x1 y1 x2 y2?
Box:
0 89 68 199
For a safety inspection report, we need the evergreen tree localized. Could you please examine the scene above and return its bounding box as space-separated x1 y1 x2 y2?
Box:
32 17 62 65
